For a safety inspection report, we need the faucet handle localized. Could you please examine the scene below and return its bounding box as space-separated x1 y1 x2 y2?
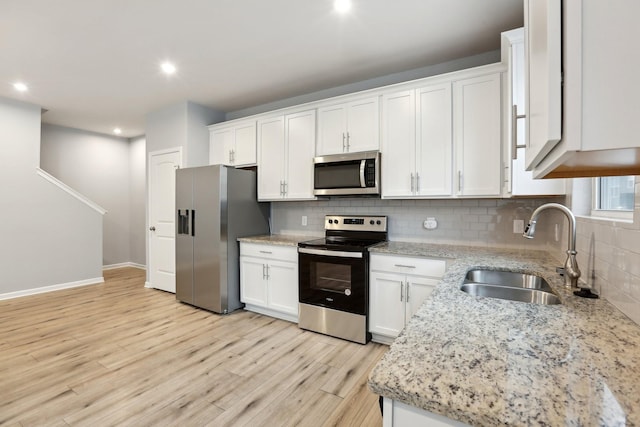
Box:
556 267 565 276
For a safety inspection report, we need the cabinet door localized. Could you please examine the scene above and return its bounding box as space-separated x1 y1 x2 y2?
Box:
285 110 316 200
240 257 268 307
317 104 348 155
369 272 406 338
405 277 438 324
381 90 416 198
257 116 286 201
234 121 257 167
416 83 453 196
454 73 502 197
524 0 562 170
267 260 299 316
346 97 379 153
506 31 565 196
210 127 233 165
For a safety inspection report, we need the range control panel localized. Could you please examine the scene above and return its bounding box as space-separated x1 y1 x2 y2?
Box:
324 215 387 232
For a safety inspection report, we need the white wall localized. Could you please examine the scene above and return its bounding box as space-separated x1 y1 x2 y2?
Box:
0 97 103 295
40 124 138 267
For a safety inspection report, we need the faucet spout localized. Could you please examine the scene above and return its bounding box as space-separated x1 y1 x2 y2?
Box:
523 203 581 289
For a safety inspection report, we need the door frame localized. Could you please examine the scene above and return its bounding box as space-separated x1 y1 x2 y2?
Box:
145 147 183 288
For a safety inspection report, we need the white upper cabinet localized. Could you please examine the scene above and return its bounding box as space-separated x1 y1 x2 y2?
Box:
381 83 452 198
257 110 316 201
382 66 502 199
523 0 562 170
317 97 379 155
526 0 640 178
416 83 453 196
502 28 565 196
453 72 503 197
209 120 257 167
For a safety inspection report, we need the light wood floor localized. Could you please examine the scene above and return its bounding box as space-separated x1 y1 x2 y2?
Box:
0 268 388 426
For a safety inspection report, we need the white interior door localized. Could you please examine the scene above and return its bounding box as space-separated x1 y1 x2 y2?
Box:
148 148 182 293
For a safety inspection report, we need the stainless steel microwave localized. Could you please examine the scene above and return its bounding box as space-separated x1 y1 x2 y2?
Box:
313 151 380 196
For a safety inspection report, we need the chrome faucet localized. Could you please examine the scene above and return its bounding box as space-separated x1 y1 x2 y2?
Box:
523 203 581 289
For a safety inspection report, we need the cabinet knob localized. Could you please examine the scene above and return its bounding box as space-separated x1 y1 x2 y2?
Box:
149 226 156 231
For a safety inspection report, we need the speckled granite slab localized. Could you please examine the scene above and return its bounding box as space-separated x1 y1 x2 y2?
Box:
237 234 311 246
368 242 640 426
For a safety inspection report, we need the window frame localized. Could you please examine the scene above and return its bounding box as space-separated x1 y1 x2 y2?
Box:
590 176 634 220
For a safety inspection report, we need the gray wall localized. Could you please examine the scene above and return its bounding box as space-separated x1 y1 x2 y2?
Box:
272 197 565 251
129 136 146 266
145 100 225 281
227 50 500 120
41 124 135 266
145 101 225 167
0 97 102 295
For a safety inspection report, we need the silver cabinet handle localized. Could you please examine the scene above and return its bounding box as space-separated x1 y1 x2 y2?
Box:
284 181 288 196
262 264 266 279
280 181 284 196
406 283 410 302
416 173 420 193
394 264 416 269
511 105 526 160
149 226 156 231
346 132 350 151
266 264 270 280
400 282 404 302
259 250 272 254
410 173 415 193
511 105 527 160
458 171 463 193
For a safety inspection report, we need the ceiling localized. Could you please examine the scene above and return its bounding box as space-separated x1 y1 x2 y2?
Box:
0 0 523 138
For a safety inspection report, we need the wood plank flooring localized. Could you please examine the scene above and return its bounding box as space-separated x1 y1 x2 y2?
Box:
0 268 388 426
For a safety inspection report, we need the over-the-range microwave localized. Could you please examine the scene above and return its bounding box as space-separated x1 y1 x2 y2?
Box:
313 151 380 196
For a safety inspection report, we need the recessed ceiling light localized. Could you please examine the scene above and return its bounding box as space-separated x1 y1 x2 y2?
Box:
113 128 122 135
334 0 352 14
161 62 176 75
13 82 28 92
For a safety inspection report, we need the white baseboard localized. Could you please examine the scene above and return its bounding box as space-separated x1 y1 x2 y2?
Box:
0 277 105 301
103 262 146 271
144 281 153 288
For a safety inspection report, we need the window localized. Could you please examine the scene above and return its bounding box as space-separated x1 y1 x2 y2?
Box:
592 176 635 219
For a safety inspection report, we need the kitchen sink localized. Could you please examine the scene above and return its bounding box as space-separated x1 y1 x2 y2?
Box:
461 269 561 305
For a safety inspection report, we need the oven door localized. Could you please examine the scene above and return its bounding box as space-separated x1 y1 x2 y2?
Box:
298 247 368 315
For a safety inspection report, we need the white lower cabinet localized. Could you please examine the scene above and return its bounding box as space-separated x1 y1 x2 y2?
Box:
240 243 298 323
382 398 469 427
369 254 446 344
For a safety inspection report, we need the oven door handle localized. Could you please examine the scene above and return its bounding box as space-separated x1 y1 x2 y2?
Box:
298 247 363 259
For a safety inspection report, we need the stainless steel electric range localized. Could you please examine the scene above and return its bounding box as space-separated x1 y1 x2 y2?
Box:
297 215 388 344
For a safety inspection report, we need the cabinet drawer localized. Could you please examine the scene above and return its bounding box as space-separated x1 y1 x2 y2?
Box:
240 242 298 262
370 254 446 277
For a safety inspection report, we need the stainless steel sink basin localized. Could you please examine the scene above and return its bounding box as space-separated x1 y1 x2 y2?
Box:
461 269 561 305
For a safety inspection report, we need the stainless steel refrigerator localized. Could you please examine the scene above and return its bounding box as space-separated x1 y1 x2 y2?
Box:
175 165 269 313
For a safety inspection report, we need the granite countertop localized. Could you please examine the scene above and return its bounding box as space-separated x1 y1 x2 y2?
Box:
237 234 312 246
368 242 640 426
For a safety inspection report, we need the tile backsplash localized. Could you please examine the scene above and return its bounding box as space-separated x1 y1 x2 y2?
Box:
271 197 565 250
560 177 640 325
271 190 640 326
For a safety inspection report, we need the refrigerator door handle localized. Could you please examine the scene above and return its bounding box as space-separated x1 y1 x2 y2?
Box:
191 209 195 237
177 209 183 234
